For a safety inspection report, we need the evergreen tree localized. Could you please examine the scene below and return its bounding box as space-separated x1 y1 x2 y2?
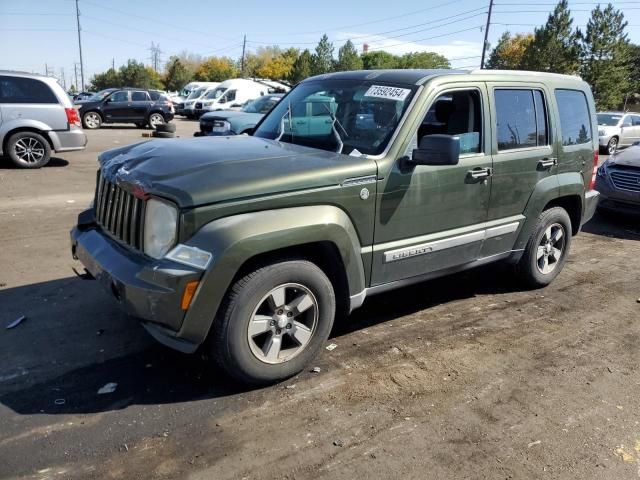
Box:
335 40 363 72
164 56 192 92
311 34 335 75
486 32 534 70
520 0 580 73
580 4 632 109
290 49 313 83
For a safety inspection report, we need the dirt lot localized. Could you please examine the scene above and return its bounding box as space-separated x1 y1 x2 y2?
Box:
1 120 639 480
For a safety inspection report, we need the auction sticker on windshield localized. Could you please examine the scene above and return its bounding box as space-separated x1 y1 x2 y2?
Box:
364 85 411 101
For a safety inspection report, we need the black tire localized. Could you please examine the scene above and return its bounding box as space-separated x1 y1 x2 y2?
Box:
82 111 102 129
516 207 572 288
155 122 176 133
606 136 618 155
6 131 51 168
211 260 336 385
151 131 175 139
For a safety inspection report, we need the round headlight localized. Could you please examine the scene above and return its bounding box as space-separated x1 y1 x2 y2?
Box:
144 198 178 259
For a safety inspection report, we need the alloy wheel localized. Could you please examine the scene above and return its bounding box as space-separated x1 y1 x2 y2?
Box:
84 112 100 129
536 223 566 275
149 114 164 128
608 138 618 155
14 137 45 164
247 283 319 364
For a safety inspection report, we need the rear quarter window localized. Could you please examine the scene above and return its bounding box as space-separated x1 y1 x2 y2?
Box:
0 76 58 104
555 89 592 146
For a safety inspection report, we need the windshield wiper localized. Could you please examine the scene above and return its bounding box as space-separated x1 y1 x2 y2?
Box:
322 104 348 154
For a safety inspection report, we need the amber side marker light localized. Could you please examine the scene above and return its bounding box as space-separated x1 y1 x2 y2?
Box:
181 281 200 310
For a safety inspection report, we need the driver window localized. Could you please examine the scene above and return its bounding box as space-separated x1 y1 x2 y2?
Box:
225 90 237 102
622 116 632 127
110 91 129 102
417 90 482 155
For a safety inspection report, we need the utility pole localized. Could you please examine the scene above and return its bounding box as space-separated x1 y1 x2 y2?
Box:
149 43 162 72
480 0 494 69
112 58 115 70
75 0 85 90
74 63 79 91
241 34 247 77
60 67 67 90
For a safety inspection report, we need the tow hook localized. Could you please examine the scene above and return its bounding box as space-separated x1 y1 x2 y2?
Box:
72 267 94 280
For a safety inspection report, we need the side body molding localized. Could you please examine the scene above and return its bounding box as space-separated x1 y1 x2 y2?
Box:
177 205 366 345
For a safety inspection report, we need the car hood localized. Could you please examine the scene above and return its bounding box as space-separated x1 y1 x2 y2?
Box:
608 145 640 168
99 136 377 208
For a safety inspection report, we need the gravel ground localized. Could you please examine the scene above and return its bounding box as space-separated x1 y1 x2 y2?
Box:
0 120 639 480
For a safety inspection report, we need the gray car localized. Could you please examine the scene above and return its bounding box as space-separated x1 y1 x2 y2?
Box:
597 111 640 155
595 143 640 215
0 71 87 168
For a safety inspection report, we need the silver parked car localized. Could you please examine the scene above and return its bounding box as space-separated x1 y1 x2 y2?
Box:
597 111 640 155
0 71 87 168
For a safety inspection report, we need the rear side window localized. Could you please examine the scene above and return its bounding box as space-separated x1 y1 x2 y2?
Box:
131 91 149 101
0 76 58 104
149 91 160 100
555 89 592 146
495 89 547 151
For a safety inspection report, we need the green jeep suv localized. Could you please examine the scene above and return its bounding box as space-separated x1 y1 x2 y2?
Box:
71 69 600 384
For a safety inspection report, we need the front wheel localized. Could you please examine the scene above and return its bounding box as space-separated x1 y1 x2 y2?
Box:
210 260 336 385
82 111 102 129
516 207 572 288
606 137 618 155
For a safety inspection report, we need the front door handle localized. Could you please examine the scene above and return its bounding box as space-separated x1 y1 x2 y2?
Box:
538 157 558 169
468 167 492 179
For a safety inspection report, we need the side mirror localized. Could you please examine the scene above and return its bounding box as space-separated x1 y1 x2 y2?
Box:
411 134 460 166
219 98 226 104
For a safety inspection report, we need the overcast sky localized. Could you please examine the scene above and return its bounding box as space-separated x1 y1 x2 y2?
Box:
1 0 639 88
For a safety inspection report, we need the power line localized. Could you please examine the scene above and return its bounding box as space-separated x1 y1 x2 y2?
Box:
366 25 486 52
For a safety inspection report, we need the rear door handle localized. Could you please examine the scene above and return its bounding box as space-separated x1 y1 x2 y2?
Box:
538 157 557 169
468 167 492 179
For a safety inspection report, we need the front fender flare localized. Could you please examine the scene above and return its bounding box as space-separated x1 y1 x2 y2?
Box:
177 205 365 345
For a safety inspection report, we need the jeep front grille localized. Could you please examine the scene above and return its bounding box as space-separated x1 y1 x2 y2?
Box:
610 170 640 193
95 171 145 250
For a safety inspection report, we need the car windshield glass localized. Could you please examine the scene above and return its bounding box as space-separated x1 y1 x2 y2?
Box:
253 80 417 156
598 114 622 126
90 89 114 101
187 88 206 100
203 87 227 100
243 96 279 113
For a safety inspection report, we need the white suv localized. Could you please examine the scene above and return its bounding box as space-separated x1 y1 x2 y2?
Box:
0 71 87 168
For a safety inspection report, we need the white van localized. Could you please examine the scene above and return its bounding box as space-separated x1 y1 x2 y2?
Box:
194 79 273 117
181 83 220 118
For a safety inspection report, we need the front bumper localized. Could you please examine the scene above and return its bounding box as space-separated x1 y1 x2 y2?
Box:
71 212 203 352
595 174 640 215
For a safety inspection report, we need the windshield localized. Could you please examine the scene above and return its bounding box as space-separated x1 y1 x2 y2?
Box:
253 80 417 156
598 114 623 126
90 89 114 101
243 96 281 114
203 87 227 100
187 88 206 100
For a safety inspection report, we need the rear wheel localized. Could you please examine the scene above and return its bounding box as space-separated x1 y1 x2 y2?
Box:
7 131 51 168
210 260 336 385
516 207 572 288
148 113 165 129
